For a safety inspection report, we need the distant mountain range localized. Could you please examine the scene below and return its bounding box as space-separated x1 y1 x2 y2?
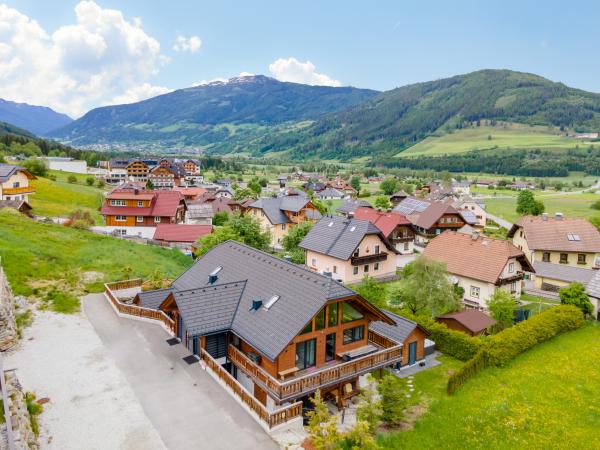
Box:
48 70 600 161
0 99 72 136
49 75 378 150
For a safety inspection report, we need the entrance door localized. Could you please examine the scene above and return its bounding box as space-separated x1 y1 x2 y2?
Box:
408 341 417 365
296 339 316 370
177 315 183 340
325 333 336 362
192 336 199 355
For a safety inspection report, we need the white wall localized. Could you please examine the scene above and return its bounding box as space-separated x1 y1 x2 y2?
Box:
90 225 156 239
47 159 88 174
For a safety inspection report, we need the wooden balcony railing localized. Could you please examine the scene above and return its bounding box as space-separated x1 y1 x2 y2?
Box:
350 252 388 266
229 338 402 402
104 279 175 334
2 186 35 195
496 271 524 286
199 348 302 428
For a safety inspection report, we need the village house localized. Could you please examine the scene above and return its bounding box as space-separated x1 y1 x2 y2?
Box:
389 190 409 207
148 163 186 189
451 180 471 196
508 214 600 270
423 231 533 309
0 164 36 203
353 207 414 255
451 197 487 229
185 202 214 225
152 223 212 252
299 216 398 283
394 197 467 245
507 180 536 190
335 199 372 218
215 186 235 199
315 187 345 200
99 186 186 238
126 159 151 182
436 310 496 336
134 241 429 414
474 178 497 188
247 195 322 248
585 271 600 320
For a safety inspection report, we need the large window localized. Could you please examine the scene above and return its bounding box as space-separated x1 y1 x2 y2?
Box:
301 321 313 335
315 308 325 331
343 325 364 345
341 302 363 323
296 339 316 370
325 333 336 361
327 303 338 327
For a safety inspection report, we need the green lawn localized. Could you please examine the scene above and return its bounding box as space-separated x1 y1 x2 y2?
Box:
485 192 600 223
0 210 192 312
29 175 106 223
397 124 596 158
379 323 600 449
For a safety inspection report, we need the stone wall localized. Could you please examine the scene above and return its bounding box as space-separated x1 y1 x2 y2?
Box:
2 371 39 450
0 266 17 352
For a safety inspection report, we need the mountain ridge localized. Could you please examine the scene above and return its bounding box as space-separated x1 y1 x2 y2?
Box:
0 99 72 136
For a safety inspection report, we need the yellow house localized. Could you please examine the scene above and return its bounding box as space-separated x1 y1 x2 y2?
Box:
508 214 600 270
299 216 398 284
246 195 322 248
0 164 36 202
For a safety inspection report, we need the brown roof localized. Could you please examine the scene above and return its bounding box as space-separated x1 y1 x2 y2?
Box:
411 202 461 229
437 310 496 334
508 215 600 253
153 224 212 243
423 231 533 284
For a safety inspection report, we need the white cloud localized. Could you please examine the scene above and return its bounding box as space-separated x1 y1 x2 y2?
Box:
109 83 172 105
173 35 202 53
0 1 169 118
268 57 340 87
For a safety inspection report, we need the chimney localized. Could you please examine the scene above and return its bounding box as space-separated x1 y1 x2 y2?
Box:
542 213 548 221
250 299 263 312
134 188 139 195
555 212 563 220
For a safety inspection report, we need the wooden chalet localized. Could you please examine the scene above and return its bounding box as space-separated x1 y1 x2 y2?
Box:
134 241 428 410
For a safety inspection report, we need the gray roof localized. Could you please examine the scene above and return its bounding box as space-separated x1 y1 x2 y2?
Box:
0 164 27 183
335 199 371 215
586 270 600 299
393 197 430 215
459 210 478 225
186 203 214 219
316 187 344 199
175 282 246 336
299 216 396 260
248 196 312 225
534 261 595 284
137 288 173 309
167 241 355 361
368 310 420 345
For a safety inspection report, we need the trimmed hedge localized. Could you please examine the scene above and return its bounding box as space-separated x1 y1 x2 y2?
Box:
421 319 482 361
447 305 585 394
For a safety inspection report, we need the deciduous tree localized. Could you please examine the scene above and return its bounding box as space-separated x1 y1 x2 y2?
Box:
559 282 593 316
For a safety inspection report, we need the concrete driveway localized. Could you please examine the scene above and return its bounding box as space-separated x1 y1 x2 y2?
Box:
82 294 278 450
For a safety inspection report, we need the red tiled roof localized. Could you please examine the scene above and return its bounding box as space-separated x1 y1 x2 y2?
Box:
353 207 411 237
423 231 530 284
153 224 212 243
101 190 184 218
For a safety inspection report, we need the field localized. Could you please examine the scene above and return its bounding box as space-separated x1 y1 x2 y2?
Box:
484 192 600 223
29 172 106 223
379 323 600 449
0 210 192 312
397 124 596 158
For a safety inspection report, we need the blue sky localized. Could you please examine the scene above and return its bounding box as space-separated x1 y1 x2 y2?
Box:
2 0 599 116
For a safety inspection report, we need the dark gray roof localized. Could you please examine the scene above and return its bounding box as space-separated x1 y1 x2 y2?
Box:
186 203 214 219
248 196 311 225
316 187 344 199
299 216 396 260
368 310 420 344
0 164 26 183
534 261 595 284
137 288 173 309
174 282 246 336
586 269 600 298
305 209 323 220
168 241 355 360
393 197 430 215
335 199 371 215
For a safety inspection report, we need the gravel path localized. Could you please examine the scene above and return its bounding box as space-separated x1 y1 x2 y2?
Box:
4 309 165 450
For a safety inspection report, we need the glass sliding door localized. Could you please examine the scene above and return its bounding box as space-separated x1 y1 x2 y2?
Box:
325 333 336 362
296 338 316 370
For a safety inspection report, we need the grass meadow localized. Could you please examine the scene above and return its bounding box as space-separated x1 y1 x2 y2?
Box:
0 210 192 312
378 323 600 449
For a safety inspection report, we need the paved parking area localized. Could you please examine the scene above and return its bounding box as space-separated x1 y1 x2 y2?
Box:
82 293 278 450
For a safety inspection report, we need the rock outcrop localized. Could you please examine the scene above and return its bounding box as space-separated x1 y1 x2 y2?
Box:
0 267 17 351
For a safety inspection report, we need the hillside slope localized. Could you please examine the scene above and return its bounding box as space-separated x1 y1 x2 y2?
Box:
49 75 378 149
259 69 600 160
0 99 72 135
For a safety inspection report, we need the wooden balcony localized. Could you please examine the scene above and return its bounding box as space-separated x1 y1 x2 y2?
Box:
350 252 388 266
228 336 402 403
496 271 524 286
2 186 35 195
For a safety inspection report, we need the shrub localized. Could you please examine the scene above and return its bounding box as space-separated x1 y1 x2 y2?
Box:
66 209 95 229
378 374 407 426
447 305 584 394
67 174 77 184
96 179 105 188
25 392 43 436
85 176 95 186
559 282 594 316
212 211 229 226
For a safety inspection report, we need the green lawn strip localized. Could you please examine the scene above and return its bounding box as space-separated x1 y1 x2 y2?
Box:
0 210 192 313
378 323 600 449
29 176 106 223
